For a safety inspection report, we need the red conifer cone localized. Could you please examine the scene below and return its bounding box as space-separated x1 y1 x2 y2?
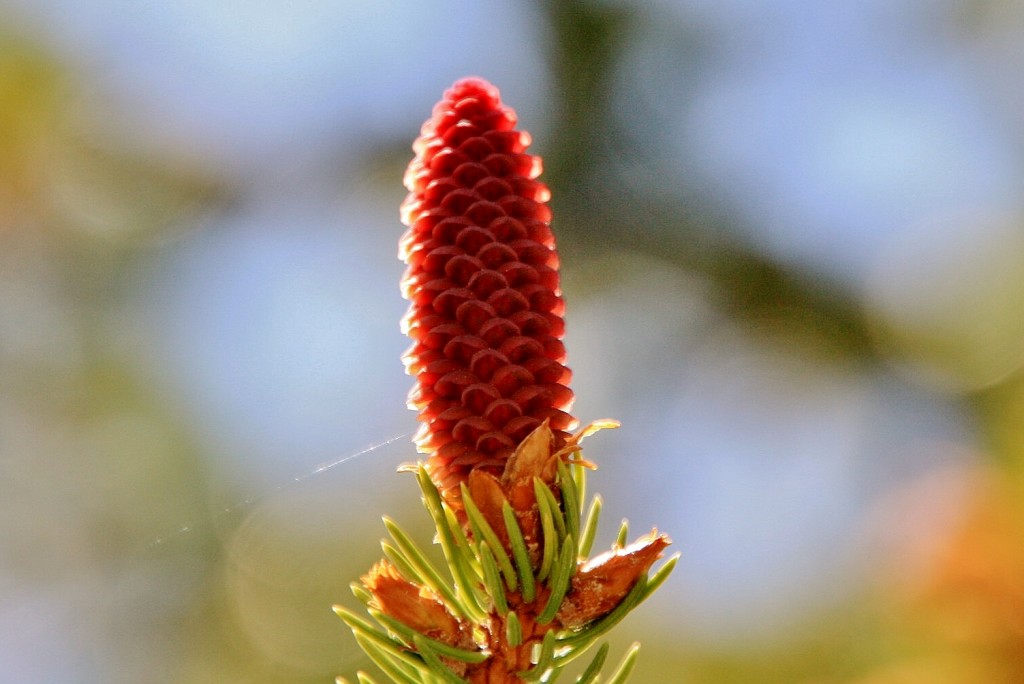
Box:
399 77 576 505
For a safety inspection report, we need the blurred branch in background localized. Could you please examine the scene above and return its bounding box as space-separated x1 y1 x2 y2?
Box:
541 0 873 366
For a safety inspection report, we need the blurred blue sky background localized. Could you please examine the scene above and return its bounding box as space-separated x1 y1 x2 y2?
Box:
2 1 1023 682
